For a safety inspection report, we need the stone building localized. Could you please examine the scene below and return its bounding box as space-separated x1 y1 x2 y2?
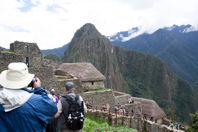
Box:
10 41 42 67
131 97 166 124
55 63 106 91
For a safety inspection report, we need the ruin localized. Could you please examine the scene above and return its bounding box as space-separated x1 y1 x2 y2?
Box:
55 63 106 91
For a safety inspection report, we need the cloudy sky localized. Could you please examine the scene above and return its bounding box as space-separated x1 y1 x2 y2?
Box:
0 0 198 49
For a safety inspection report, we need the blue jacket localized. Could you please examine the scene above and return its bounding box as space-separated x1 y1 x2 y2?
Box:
0 87 57 132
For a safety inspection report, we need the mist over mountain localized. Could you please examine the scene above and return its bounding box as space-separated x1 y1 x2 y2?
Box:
62 23 198 123
110 24 198 90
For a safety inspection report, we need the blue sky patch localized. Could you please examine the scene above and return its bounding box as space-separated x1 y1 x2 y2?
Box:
17 0 38 12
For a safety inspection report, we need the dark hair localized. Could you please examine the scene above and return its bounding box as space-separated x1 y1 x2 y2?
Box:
65 82 74 91
28 80 35 88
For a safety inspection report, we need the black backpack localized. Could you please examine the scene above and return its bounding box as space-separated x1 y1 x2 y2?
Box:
62 95 84 130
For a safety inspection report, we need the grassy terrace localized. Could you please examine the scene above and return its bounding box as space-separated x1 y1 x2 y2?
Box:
0 50 16 54
85 88 110 93
83 115 137 132
55 75 73 81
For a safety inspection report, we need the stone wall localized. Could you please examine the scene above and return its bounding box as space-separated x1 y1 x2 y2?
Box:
0 52 23 70
29 65 56 91
113 91 131 104
10 41 42 58
55 78 84 95
42 59 61 71
81 90 116 108
87 109 184 132
82 81 105 91
125 102 142 116
0 41 62 92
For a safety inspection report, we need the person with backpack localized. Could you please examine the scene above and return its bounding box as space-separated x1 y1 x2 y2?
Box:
56 82 87 132
0 62 57 132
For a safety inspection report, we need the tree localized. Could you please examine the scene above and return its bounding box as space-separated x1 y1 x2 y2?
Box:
167 107 177 122
44 54 61 62
189 111 198 132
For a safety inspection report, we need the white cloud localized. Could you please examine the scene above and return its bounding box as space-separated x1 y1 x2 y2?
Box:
0 0 198 49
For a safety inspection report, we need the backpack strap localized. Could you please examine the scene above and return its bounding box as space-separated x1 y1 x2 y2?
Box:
75 95 84 114
64 94 80 106
64 95 73 105
75 94 79 102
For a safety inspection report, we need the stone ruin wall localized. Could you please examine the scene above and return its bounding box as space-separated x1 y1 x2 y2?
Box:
82 81 105 91
0 41 61 92
125 102 142 116
114 92 131 105
87 109 184 132
29 65 56 91
81 90 116 108
0 52 23 71
10 41 42 58
0 53 57 91
42 58 61 71
55 78 84 95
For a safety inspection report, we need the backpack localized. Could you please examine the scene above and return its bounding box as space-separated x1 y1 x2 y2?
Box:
62 95 84 130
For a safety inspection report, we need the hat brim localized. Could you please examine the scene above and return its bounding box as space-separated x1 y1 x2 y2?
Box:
0 70 35 89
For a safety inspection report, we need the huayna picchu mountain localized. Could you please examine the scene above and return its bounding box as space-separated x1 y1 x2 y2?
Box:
64 23 127 91
63 23 198 123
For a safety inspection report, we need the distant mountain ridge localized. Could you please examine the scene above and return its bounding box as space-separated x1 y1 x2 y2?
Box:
42 44 68 57
63 23 198 123
110 24 198 90
0 46 5 50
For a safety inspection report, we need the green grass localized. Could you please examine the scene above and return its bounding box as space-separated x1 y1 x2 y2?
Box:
83 115 137 132
85 88 110 93
0 50 15 54
55 75 73 81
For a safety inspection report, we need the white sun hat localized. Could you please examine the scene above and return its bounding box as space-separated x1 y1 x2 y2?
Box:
0 62 34 89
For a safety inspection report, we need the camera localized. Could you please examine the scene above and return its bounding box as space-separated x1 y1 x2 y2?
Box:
28 80 35 88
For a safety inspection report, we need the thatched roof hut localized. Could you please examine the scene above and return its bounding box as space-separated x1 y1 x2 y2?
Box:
131 97 166 120
55 63 106 82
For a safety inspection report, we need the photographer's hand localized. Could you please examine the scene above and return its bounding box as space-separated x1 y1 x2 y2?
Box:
33 77 41 88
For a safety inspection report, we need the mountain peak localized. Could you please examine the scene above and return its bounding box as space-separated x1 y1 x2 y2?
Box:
73 23 101 38
81 23 97 30
164 24 197 33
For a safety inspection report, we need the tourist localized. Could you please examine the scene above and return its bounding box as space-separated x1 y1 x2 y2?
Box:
50 89 59 104
106 103 110 111
56 82 87 132
46 89 60 132
101 104 107 111
169 121 174 129
175 123 180 130
0 62 57 132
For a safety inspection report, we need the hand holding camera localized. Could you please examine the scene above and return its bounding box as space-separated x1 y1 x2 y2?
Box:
28 77 41 88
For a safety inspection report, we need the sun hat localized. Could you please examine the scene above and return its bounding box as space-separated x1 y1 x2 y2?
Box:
65 82 75 91
0 62 34 89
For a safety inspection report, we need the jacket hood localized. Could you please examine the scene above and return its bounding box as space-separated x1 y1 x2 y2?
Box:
0 88 33 112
